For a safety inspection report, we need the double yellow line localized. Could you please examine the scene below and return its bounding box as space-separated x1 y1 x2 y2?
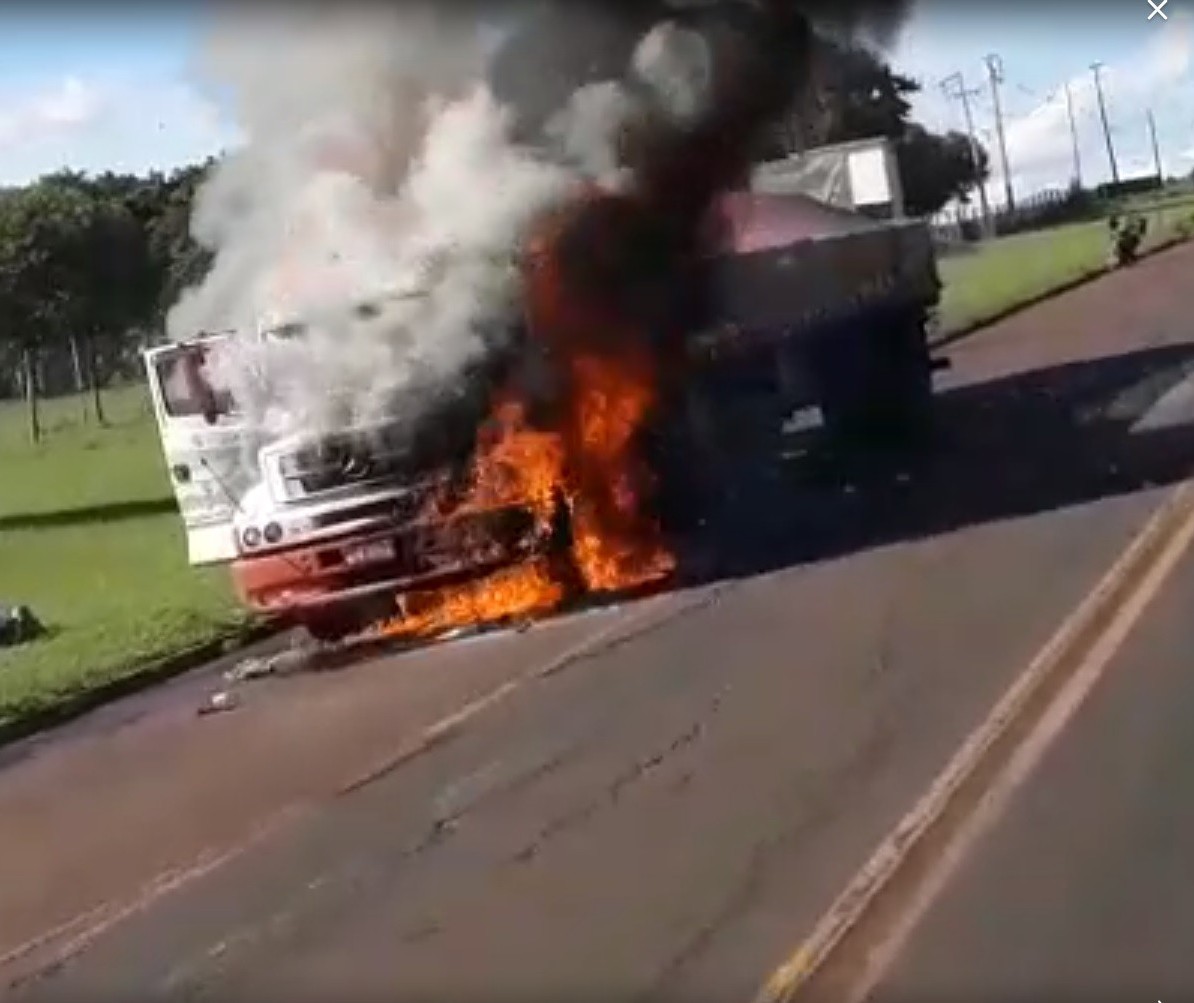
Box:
755 478 1194 1003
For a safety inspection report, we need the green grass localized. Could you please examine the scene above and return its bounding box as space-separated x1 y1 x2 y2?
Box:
0 385 245 724
937 200 1194 335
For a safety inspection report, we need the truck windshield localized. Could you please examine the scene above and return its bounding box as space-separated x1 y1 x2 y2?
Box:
155 347 237 419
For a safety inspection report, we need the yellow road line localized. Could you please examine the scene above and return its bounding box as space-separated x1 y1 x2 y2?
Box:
754 479 1194 1003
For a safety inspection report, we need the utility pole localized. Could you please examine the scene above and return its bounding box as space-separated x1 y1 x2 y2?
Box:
1146 108 1163 181
941 71 992 236
984 53 1015 211
1063 82 1083 189
1090 62 1120 187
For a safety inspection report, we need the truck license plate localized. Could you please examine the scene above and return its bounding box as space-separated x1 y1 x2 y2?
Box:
343 539 396 567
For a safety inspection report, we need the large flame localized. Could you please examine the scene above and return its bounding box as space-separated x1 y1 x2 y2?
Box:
378 189 675 641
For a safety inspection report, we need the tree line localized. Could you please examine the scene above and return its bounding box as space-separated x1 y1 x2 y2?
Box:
768 31 988 216
0 163 212 440
0 32 985 443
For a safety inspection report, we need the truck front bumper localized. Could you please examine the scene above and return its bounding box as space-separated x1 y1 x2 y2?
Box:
231 503 556 619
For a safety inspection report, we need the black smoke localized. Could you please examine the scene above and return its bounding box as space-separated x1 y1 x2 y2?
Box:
427 0 919 510
488 0 917 146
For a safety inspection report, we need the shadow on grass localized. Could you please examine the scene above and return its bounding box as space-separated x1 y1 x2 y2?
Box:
0 497 178 531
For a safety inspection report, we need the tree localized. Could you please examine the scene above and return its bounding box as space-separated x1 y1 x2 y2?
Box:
0 175 163 434
0 160 221 421
39 170 169 417
33 177 143 422
896 123 991 218
798 33 918 147
145 162 214 321
0 182 87 441
771 32 989 217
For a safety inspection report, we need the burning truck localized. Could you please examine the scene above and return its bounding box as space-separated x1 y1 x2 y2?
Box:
144 1 945 643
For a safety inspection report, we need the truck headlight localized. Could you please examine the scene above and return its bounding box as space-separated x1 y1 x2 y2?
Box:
263 522 283 545
242 526 262 549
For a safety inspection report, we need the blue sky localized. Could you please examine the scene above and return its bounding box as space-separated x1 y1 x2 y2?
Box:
894 1 1194 201
0 5 235 183
0 2 1191 203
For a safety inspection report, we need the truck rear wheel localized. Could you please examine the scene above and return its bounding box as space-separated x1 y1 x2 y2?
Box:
545 488 587 597
646 385 728 536
818 311 935 450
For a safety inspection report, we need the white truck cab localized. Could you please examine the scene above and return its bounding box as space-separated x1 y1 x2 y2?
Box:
143 326 435 570
143 319 559 640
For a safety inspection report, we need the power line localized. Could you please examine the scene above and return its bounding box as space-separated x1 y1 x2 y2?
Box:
983 53 1015 211
940 71 993 234
1089 62 1120 186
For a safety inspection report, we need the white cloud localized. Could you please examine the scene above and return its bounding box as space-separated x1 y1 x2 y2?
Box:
33 76 104 128
0 72 241 184
991 11 1194 198
897 9 1194 205
0 75 107 150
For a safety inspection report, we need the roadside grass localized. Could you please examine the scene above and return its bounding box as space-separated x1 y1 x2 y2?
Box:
2 197 1194 729
937 199 1194 335
0 385 245 725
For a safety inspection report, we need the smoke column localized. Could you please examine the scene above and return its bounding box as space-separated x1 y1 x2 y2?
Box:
170 4 576 443
170 0 914 450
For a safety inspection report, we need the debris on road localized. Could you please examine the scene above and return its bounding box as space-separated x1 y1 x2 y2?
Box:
436 627 477 645
204 642 324 712
223 656 276 685
0 605 46 649
222 645 315 685
197 690 240 716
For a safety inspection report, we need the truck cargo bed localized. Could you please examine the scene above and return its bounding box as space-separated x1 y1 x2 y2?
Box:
694 217 939 345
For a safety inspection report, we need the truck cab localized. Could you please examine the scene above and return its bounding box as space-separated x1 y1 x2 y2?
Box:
144 309 564 641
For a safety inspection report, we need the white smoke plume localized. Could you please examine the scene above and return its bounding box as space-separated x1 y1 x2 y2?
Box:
170 5 564 442
170 2 709 448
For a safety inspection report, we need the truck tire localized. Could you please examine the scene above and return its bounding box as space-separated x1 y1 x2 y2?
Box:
817 310 935 450
545 488 587 597
645 386 722 536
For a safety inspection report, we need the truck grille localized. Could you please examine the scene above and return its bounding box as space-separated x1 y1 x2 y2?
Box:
308 492 428 531
314 506 541 576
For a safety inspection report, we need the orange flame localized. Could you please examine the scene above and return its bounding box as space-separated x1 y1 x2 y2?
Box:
378 190 676 642
394 559 565 638
566 350 674 593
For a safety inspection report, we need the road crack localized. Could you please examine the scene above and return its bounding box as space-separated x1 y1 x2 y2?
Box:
509 691 725 865
642 713 898 998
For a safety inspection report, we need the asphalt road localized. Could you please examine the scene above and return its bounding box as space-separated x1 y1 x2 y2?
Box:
4 242 1194 1002
870 525 1194 1003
